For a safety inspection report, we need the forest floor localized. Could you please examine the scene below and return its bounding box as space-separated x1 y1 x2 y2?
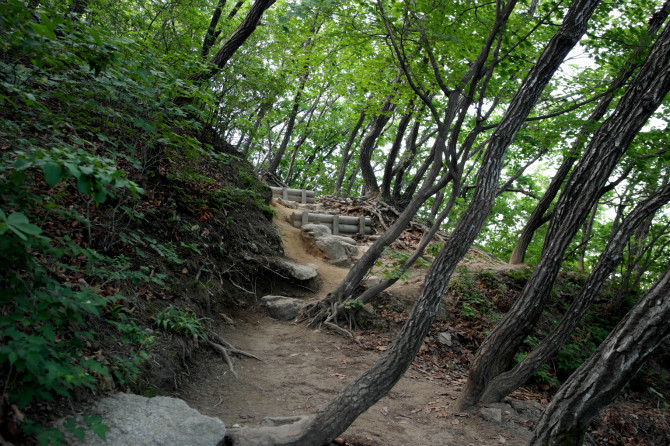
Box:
174 200 545 445
174 198 670 445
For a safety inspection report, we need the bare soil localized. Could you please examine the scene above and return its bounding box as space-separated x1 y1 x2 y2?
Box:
174 200 543 445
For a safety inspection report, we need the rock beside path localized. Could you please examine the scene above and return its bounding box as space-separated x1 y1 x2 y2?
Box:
64 393 226 446
301 223 358 266
276 258 318 281
261 295 304 321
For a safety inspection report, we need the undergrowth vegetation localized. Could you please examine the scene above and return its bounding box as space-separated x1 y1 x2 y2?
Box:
445 266 662 392
0 1 280 443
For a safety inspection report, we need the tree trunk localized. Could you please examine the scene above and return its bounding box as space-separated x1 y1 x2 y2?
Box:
508 0 670 264
528 266 670 446
189 0 276 83
304 132 449 324
508 153 574 264
201 0 226 59
458 15 670 411
334 108 367 195
577 202 598 272
480 183 670 404
359 94 398 197
391 106 426 203
266 71 310 175
226 1 598 442
381 101 415 203
241 103 270 156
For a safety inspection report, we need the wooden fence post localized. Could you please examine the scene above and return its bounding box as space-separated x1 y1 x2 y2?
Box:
359 216 365 234
282 187 288 201
302 212 309 227
301 189 307 204
332 215 339 235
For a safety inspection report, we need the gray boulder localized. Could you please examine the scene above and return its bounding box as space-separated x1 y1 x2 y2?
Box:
64 393 225 445
261 295 304 321
301 223 358 266
276 258 318 281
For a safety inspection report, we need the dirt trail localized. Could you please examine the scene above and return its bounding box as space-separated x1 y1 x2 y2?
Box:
272 199 349 300
175 200 540 445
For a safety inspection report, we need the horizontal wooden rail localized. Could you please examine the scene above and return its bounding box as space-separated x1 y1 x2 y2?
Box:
290 211 374 235
269 187 315 203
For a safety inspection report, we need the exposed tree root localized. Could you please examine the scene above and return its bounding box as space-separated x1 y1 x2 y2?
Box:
207 332 261 377
224 415 316 446
324 322 358 343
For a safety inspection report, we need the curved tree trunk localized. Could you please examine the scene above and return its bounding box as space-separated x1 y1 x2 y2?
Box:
266 71 310 175
201 0 226 59
458 16 670 411
391 107 426 204
508 0 670 264
480 183 670 404
381 101 415 203
189 0 276 83
334 108 367 196
359 95 397 197
303 133 450 326
528 266 670 445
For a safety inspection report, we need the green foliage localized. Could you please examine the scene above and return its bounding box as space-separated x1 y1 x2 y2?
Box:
343 299 364 310
21 414 109 446
514 351 559 388
374 247 431 281
155 305 210 340
0 1 214 441
450 268 496 320
0 206 154 441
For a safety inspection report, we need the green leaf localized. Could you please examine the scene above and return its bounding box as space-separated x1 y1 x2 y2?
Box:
89 422 109 441
7 212 42 237
77 177 92 195
43 162 62 186
94 188 108 204
79 165 94 175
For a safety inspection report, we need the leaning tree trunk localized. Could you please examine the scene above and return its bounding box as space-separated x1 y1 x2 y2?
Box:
508 0 670 264
189 0 276 83
266 71 310 175
359 94 397 197
334 108 367 195
226 0 599 442
480 183 670 404
381 101 415 203
508 153 572 264
528 266 670 446
458 15 670 411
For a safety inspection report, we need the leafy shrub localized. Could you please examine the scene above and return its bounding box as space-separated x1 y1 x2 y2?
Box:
0 1 207 441
374 246 431 281
155 305 209 341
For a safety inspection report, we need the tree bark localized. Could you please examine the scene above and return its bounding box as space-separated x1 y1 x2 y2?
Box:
227 0 599 442
189 0 276 83
359 91 399 197
381 100 415 203
458 15 670 411
201 0 226 59
266 71 310 175
391 106 427 203
528 266 670 445
334 108 367 195
508 0 670 264
480 183 670 404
